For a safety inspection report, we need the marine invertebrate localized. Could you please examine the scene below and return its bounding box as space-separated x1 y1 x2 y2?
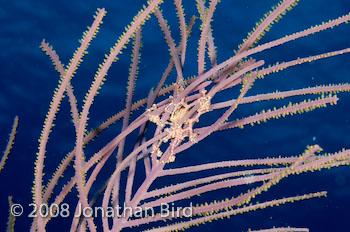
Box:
2 0 350 231
0 116 18 174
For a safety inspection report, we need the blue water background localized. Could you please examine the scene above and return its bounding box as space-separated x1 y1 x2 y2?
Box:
0 0 350 231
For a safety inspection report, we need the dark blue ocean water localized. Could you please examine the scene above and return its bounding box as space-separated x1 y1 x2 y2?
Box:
1 0 350 231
